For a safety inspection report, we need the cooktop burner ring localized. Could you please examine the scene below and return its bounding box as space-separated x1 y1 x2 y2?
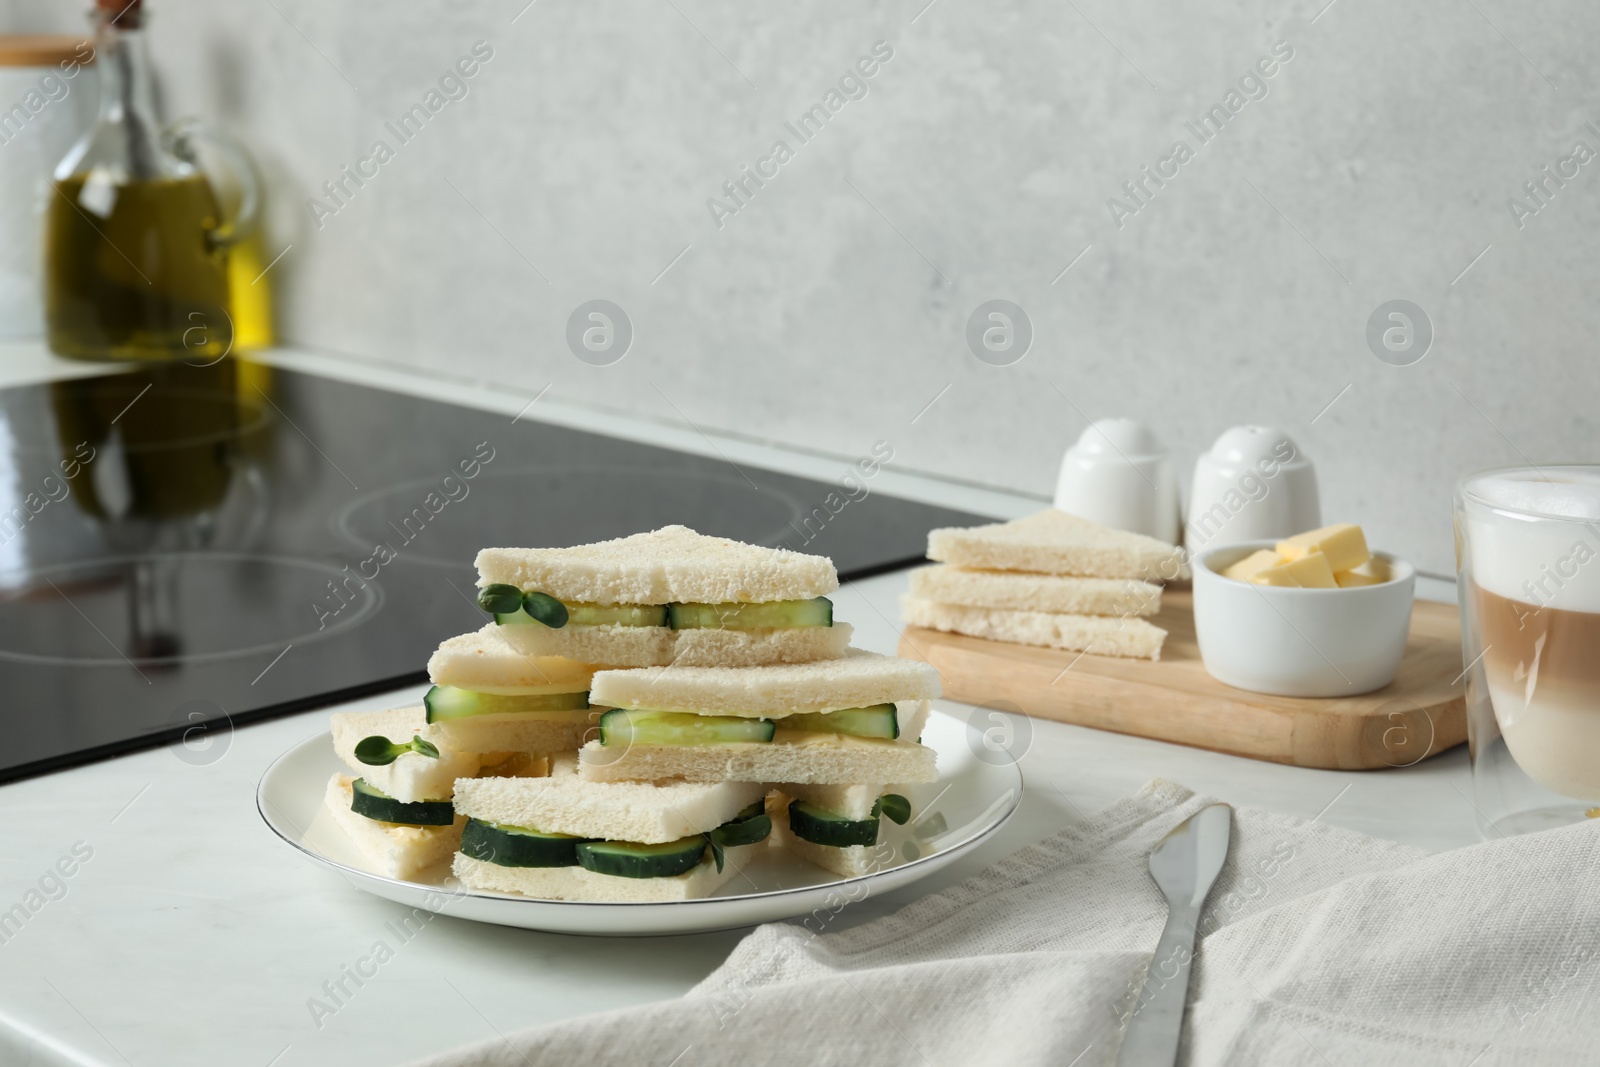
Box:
330 461 815 569
0 551 384 668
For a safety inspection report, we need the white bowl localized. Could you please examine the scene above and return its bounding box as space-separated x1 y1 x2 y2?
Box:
1193 540 1415 698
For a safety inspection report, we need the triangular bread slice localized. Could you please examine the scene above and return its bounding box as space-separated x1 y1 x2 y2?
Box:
425 631 599 753
902 596 1165 660
589 648 940 718
927 509 1182 580
428 631 598 691
487 619 853 668
329 707 480 803
770 787 900 879
578 731 937 786
908 564 1161 616
779 781 892 821
452 845 758 903
579 651 938 785
475 525 837 604
322 774 464 881
450 758 768 902
453 756 765 844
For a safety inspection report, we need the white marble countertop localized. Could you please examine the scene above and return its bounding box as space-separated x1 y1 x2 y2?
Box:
0 343 1478 1067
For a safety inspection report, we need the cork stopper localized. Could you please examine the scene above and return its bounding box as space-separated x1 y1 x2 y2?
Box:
96 0 145 29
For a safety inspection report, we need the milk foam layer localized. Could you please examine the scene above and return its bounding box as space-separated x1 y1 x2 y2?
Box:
1468 468 1600 521
1462 469 1600 612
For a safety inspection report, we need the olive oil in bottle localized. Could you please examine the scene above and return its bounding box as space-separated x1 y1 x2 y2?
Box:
44 0 251 362
45 172 232 361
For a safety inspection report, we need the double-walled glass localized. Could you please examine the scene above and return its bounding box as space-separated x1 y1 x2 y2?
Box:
1456 465 1600 837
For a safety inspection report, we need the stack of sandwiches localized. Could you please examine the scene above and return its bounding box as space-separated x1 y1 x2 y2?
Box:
320 526 942 901
900 508 1183 660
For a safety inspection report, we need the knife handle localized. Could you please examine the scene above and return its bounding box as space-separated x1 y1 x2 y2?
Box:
1116 906 1200 1067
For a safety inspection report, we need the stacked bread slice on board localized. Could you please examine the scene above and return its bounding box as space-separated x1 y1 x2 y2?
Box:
901 509 1184 660
321 526 941 900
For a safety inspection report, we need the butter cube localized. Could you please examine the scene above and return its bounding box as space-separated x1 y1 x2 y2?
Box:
1252 551 1337 588
1222 549 1281 583
1276 523 1370 574
1334 559 1389 588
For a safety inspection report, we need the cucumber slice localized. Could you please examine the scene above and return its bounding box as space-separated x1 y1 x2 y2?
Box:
781 704 899 740
576 836 708 879
476 583 524 615
460 818 586 868
349 778 455 826
705 803 774 872
597 708 776 746
876 793 912 825
566 604 668 627
493 604 667 627
787 799 879 848
667 597 833 631
424 686 589 723
712 811 772 850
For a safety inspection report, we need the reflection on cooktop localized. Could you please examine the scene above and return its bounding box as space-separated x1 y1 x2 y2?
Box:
0 553 381 666
0 357 988 782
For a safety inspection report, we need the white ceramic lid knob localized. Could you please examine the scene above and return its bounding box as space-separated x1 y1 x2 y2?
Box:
1054 418 1181 543
1186 425 1320 550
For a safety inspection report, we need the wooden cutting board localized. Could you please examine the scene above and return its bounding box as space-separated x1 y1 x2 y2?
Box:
897 590 1466 770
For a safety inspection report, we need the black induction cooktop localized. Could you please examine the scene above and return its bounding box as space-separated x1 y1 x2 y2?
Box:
0 358 985 782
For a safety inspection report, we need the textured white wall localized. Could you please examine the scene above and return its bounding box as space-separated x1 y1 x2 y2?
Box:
12 0 1600 574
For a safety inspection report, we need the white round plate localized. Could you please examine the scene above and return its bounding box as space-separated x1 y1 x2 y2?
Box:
257 708 1022 936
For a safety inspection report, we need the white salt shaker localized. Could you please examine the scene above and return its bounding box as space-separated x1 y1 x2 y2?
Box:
1053 418 1181 543
1187 425 1320 551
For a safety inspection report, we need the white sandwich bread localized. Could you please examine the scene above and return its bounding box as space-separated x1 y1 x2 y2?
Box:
453 757 765 844
322 774 464 881
580 728 937 785
578 651 941 784
774 825 883 879
427 631 599 691
908 564 1162 617
329 707 478 803
449 760 770 902
473 526 849 667
488 620 854 669
425 631 600 753
474 525 838 604
452 849 756 904
926 509 1183 581
780 781 895 822
589 649 941 718
896 699 933 742
769 788 900 879
901 596 1167 660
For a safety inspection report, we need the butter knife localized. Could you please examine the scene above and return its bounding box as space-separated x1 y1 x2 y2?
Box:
1116 803 1233 1067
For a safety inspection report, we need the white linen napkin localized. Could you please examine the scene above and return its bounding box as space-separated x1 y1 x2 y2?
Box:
405 781 1600 1067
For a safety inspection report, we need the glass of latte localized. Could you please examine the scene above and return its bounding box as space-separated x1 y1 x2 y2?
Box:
1456 466 1600 836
